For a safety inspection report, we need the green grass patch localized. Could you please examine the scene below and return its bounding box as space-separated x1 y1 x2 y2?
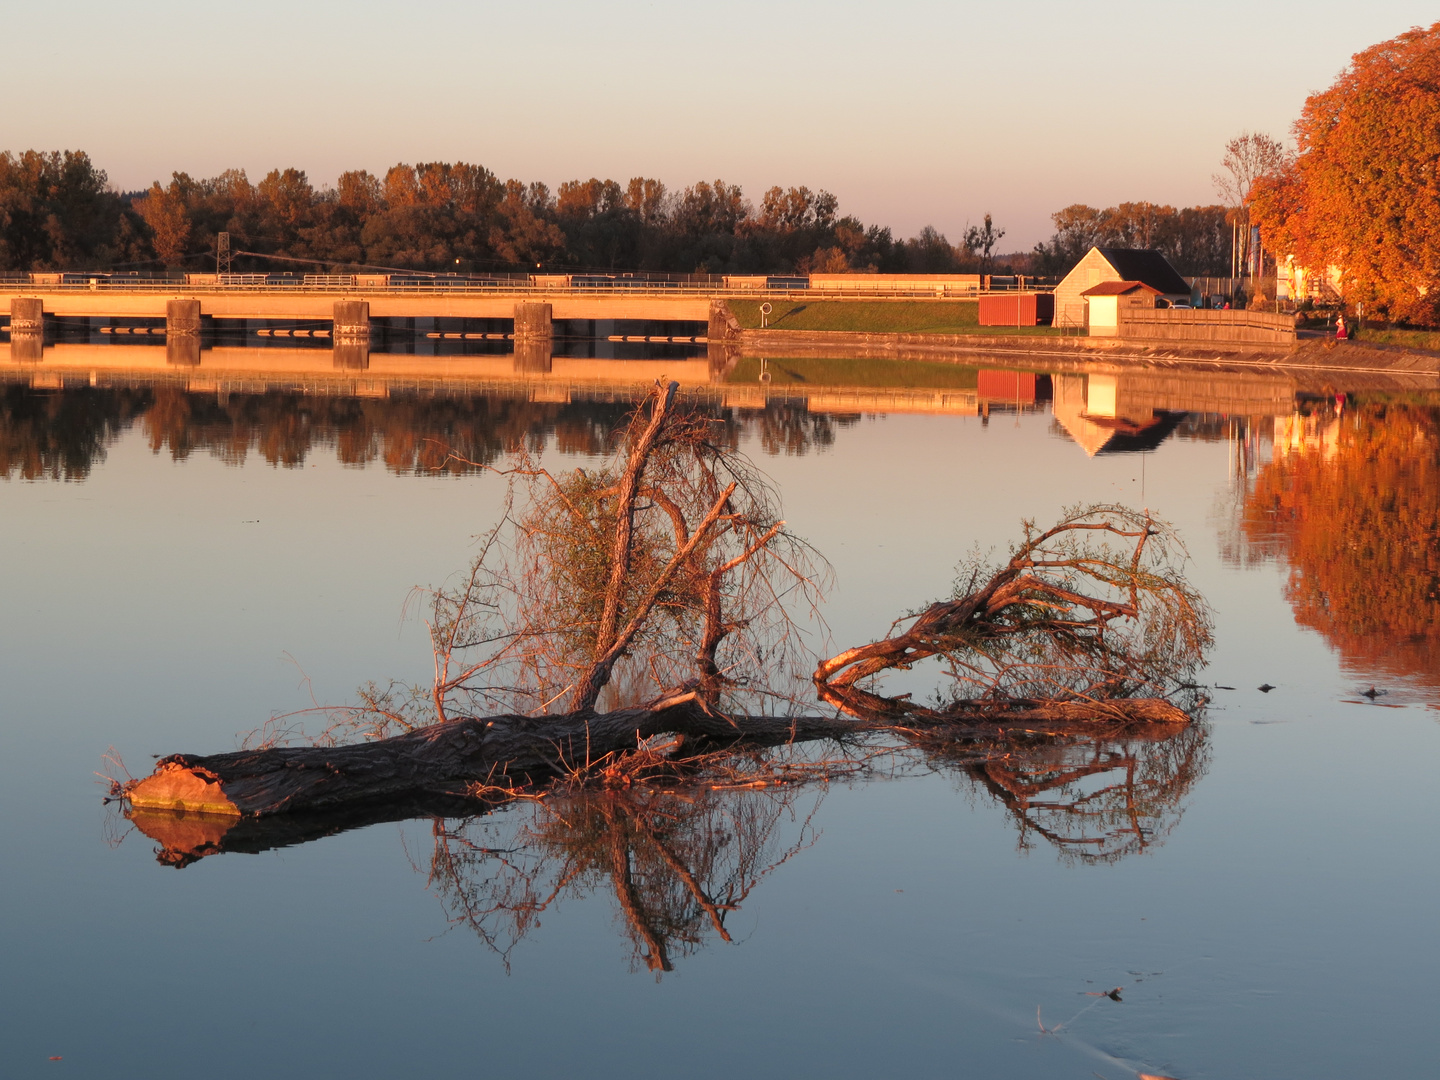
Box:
730 299 978 333
1296 318 1440 352
727 299 1059 335
1353 327 1440 353
726 356 981 389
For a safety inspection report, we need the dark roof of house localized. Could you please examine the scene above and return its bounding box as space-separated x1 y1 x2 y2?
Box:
1081 279 1161 297
1095 248 1191 296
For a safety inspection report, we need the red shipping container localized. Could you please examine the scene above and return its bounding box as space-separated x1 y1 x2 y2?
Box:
978 293 1054 326
977 370 1037 403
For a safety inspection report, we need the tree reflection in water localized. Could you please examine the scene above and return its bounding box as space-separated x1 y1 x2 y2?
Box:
417 722 1208 967
423 786 821 974
0 383 147 480
0 382 854 480
919 724 1211 864
1237 399 1440 698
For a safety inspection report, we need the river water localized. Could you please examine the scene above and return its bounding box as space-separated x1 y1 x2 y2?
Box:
2 352 1437 1078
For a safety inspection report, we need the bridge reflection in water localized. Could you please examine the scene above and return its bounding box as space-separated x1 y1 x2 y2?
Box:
2 337 1321 431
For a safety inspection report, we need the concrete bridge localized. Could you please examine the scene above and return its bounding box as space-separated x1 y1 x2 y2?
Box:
1 288 726 344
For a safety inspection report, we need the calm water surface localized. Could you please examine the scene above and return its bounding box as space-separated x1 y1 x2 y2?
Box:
2 361 1437 1079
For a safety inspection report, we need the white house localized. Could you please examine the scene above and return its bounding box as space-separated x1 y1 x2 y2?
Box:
1054 247 1192 329
1080 280 1162 336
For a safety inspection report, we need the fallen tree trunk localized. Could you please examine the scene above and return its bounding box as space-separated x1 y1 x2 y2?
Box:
124 693 859 818
123 690 1189 820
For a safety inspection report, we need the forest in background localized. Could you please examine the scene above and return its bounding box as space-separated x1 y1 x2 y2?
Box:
0 149 1239 279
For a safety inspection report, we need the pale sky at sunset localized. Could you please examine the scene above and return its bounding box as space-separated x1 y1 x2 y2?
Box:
3 0 1433 248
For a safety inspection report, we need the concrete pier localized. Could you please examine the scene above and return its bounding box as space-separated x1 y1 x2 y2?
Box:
514 302 553 342
166 299 202 336
333 300 370 343
10 297 45 333
707 300 735 344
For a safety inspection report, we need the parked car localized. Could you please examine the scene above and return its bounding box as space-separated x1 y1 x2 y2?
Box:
1157 299 1194 309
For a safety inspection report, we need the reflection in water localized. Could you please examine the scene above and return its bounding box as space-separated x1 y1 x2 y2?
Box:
926 723 1211 864
4 353 1327 481
123 721 1209 971
1 383 851 479
1051 373 1186 456
0 383 148 480
136 389 634 472
1237 400 1440 697
426 786 820 974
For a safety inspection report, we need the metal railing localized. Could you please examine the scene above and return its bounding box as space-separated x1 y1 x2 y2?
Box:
0 273 1055 301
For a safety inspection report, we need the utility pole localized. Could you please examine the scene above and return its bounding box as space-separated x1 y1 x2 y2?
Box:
217 232 232 275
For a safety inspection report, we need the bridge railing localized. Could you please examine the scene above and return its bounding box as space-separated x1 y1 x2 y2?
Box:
0 280 1051 300
0 270 1054 300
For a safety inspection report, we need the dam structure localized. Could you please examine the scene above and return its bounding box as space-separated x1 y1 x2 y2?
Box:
1 285 722 351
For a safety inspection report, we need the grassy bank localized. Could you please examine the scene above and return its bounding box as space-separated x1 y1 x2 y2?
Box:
1297 319 1440 353
726 356 981 388
1354 327 1440 352
727 299 1059 336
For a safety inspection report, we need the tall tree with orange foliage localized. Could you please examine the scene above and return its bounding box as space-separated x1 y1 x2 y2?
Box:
1251 22 1440 324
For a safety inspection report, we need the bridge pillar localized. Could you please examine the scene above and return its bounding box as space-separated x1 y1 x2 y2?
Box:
333 300 370 343
166 299 202 336
707 300 733 344
10 297 45 333
9 298 44 361
514 302 552 342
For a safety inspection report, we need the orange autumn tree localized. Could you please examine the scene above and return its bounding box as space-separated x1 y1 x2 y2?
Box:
1250 21 1440 324
1241 404 1440 693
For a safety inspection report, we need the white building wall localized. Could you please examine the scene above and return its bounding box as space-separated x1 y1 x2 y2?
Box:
1054 249 1117 330
1086 295 1120 335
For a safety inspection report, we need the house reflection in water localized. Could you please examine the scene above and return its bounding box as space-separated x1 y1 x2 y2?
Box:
1051 373 1185 455
1049 368 1302 457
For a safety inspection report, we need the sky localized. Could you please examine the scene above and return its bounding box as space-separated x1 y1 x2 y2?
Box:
1 0 1433 248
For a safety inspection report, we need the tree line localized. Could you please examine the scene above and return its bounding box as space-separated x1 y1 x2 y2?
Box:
1029 201 1236 277
3 148 1237 279
0 151 1002 277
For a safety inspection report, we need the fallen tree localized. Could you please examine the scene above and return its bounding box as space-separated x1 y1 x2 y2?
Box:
125 721 1212 975
123 691 859 818
118 382 1212 823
